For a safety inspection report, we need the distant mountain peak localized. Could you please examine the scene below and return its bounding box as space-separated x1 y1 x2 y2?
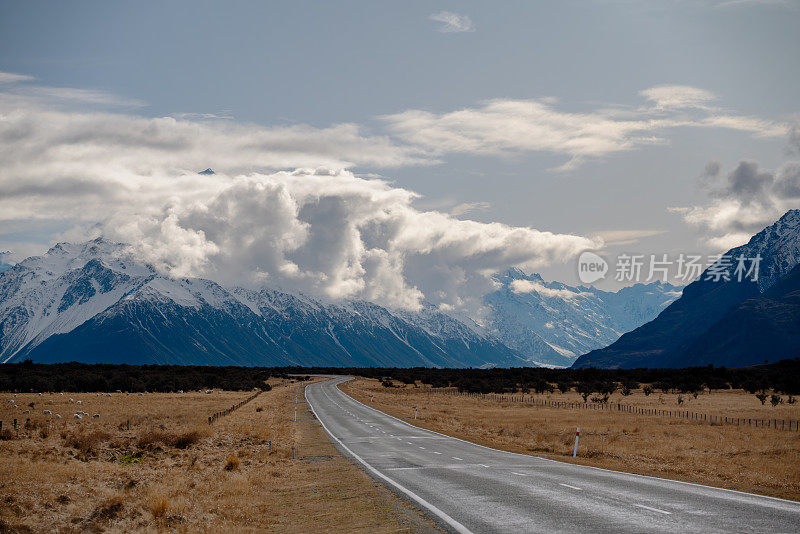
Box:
198 168 215 175
572 210 800 369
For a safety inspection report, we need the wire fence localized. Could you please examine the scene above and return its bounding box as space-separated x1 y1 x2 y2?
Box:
427 388 800 431
208 389 263 424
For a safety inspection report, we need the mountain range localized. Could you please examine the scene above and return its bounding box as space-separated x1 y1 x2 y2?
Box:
482 270 681 367
0 240 527 367
0 238 681 367
573 209 800 369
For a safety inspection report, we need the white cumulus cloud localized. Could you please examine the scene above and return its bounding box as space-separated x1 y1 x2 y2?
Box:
0 77 597 311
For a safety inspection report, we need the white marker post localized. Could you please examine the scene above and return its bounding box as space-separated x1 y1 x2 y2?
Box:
414 408 418 420
371 395 374 403
294 406 297 422
573 427 580 458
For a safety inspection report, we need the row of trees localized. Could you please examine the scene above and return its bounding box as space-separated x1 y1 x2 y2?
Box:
0 361 276 392
0 359 797 394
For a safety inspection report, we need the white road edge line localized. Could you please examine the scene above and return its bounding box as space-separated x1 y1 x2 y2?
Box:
305 383 473 534
560 483 582 491
511 472 528 476
334 377 800 506
452 457 463 461
633 504 671 515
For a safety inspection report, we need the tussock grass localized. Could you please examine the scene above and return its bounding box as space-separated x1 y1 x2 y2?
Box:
224 454 240 471
136 428 206 449
0 380 438 532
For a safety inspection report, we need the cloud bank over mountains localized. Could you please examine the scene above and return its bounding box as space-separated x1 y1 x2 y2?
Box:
0 72 792 308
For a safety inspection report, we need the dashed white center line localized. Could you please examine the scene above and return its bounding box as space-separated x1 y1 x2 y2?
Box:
559 483 582 491
479 464 490 468
433 452 442 455
452 457 463 461
511 472 528 477
407 442 414 445
633 504 671 515
419 446 426 450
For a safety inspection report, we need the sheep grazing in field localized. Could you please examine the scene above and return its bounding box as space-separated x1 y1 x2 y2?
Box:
92 414 100 419
76 400 82 405
7 399 14 404
22 410 30 414
69 398 74 403
73 414 81 419
43 410 51 415
54 414 61 419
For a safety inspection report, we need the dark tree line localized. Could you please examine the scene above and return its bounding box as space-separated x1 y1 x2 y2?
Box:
0 359 797 394
0 361 275 392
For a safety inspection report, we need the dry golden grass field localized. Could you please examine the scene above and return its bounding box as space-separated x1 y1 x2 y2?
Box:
0 379 438 533
342 378 800 501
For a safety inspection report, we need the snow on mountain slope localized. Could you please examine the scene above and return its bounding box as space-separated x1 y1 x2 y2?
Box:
482 269 682 367
0 241 154 363
572 209 800 369
0 239 532 367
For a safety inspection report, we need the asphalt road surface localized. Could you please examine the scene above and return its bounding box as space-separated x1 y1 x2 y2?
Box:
305 376 800 533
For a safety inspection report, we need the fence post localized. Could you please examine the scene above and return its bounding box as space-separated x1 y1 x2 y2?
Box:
573 427 580 458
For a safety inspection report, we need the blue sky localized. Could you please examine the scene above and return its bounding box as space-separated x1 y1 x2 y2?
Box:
0 0 798 300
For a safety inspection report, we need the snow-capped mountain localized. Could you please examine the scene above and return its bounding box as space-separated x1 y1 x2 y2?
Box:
482 269 682 367
573 209 800 369
0 239 527 367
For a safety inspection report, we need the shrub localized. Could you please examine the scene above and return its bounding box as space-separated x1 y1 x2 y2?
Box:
642 385 653 396
755 391 768 405
770 394 782 407
137 429 203 449
224 455 240 471
65 430 110 455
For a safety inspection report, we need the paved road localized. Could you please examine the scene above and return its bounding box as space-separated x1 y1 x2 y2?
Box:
305 376 800 533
